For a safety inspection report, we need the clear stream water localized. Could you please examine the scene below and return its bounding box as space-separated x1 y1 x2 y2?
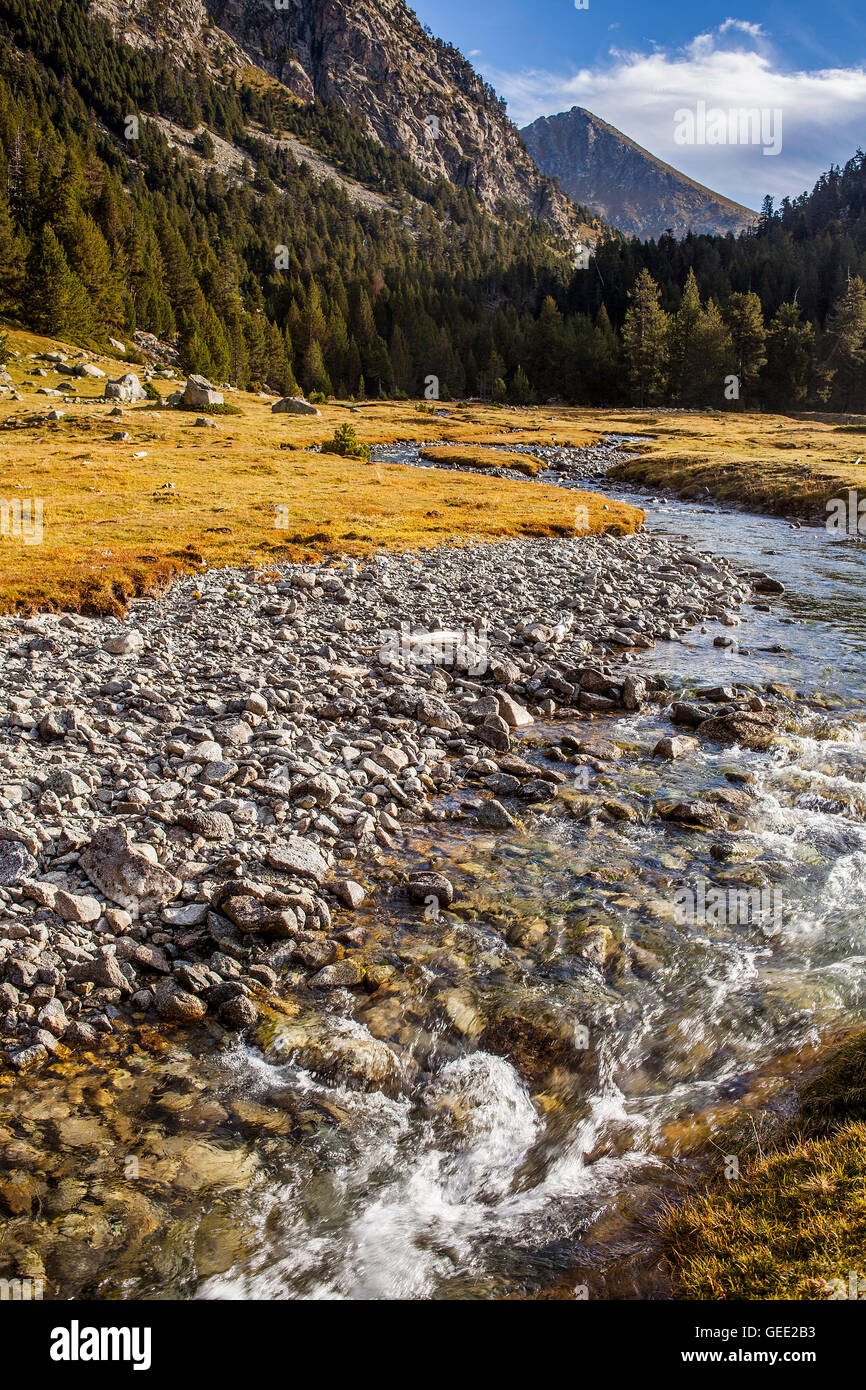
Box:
4 442 866 1301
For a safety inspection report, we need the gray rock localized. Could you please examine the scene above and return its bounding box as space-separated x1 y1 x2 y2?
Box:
272 395 321 415
473 798 517 830
0 841 37 887
104 372 146 403
408 871 454 907
266 836 331 885
183 374 224 407
154 977 207 1022
80 825 182 913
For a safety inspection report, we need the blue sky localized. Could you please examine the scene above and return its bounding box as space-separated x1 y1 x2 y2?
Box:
410 0 866 210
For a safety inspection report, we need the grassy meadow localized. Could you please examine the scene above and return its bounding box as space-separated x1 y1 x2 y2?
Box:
3 328 865 615
0 330 638 615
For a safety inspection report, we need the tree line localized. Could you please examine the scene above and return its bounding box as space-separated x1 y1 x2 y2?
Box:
0 0 863 412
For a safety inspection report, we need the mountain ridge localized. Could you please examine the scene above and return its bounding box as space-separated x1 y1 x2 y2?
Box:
91 0 602 245
521 105 755 240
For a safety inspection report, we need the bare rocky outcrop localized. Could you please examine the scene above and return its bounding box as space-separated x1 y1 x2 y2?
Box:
92 0 598 244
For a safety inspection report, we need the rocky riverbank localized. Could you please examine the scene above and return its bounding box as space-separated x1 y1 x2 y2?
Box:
0 528 785 1072
375 436 639 484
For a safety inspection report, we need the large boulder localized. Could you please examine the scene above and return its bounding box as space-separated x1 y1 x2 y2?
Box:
104 372 146 403
80 824 181 913
74 362 106 379
272 395 321 416
183 374 223 407
696 710 779 752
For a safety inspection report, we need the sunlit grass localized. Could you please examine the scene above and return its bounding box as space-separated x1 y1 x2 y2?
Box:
0 329 641 613
663 1030 866 1299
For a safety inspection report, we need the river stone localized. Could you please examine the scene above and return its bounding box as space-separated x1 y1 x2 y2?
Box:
416 694 462 731
408 871 454 907
654 798 724 830
221 895 297 938
219 995 257 1028
309 959 365 989
653 735 699 760
696 710 779 751
80 824 182 912
328 879 368 909
0 840 37 886
670 701 707 727
64 1019 101 1049
266 836 330 885
68 948 132 993
154 977 207 1022
474 798 517 829
496 692 534 728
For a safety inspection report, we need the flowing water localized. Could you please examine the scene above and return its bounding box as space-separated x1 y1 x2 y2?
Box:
4 441 866 1301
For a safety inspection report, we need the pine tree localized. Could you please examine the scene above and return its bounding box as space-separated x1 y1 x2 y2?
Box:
723 291 767 404
303 338 333 396
667 270 703 403
26 225 94 339
764 301 814 408
0 188 22 313
63 211 124 332
623 270 668 406
820 276 866 410
509 363 534 405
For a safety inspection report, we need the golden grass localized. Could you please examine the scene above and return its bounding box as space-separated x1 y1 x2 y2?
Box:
663 1030 866 1300
419 445 542 476
0 330 641 614
607 410 866 519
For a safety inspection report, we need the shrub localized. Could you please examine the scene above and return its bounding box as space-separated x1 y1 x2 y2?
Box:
321 423 371 462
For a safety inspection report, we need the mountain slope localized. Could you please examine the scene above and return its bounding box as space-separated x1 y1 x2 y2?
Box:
90 0 601 244
521 106 754 240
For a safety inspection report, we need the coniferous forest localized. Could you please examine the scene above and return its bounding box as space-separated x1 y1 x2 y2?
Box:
0 0 864 410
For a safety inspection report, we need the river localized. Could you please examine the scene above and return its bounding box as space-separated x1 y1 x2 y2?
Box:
3 438 866 1301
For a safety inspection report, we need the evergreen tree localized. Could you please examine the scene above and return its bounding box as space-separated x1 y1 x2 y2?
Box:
623 270 668 406
764 301 815 408
723 291 767 405
303 338 333 396
820 276 866 410
26 225 94 338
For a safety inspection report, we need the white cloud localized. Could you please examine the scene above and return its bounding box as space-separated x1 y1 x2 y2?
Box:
495 24 866 210
718 18 765 39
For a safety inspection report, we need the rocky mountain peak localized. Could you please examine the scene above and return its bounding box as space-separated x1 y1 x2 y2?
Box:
522 105 755 240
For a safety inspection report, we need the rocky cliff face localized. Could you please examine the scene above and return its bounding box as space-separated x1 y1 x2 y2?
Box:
92 0 598 245
521 107 754 240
